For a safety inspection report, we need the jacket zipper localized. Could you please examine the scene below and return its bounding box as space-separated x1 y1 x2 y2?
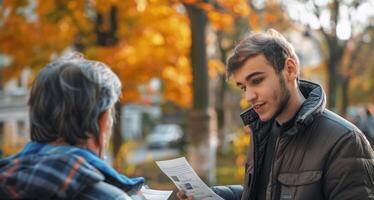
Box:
249 133 258 200
269 134 281 200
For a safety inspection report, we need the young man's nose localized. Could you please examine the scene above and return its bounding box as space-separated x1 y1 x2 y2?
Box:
245 89 257 102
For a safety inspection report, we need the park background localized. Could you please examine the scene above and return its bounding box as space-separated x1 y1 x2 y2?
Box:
0 0 374 197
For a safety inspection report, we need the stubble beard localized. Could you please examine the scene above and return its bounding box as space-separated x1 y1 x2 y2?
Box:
271 75 291 121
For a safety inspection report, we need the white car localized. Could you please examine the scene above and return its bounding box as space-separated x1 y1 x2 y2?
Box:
146 124 185 149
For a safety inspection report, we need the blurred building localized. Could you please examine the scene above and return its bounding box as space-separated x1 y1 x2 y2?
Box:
0 68 31 156
121 104 161 140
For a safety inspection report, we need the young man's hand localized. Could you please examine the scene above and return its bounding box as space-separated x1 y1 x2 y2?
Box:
176 191 194 200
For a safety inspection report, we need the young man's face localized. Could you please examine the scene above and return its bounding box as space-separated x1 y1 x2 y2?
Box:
233 54 290 122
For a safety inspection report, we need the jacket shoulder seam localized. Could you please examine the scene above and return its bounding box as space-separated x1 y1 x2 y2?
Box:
319 111 357 133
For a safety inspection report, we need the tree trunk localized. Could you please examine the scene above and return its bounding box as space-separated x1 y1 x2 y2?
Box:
215 17 248 153
95 6 118 46
216 74 226 152
326 58 338 109
339 36 366 116
185 2 217 184
340 76 350 116
326 37 344 111
216 31 227 152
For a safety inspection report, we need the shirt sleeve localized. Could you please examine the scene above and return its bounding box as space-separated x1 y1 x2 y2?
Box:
76 181 133 200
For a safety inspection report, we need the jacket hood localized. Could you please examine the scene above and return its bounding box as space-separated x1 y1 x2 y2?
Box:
240 80 326 136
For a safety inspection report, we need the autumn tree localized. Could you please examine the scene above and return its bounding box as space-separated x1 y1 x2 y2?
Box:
343 25 374 107
282 0 374 113
179 0 256 183
0 0 192 162
0 0 298 182
182 0 217 183
211 0 250 152
0 0 250 178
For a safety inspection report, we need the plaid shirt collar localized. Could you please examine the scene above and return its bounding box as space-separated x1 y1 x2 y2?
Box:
0 142 144 199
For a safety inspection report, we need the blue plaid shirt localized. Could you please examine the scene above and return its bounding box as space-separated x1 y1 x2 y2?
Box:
0 142 144 199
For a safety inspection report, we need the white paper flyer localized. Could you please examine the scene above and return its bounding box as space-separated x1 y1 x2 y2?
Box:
156 157 224 200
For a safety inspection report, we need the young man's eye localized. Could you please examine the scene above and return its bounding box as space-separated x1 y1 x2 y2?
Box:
251 77 264 85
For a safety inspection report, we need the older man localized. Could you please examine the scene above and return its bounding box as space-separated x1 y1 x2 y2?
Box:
0 53 144 199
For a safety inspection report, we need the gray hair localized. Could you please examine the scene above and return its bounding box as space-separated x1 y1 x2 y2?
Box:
29 52 121 145
226 29 299 78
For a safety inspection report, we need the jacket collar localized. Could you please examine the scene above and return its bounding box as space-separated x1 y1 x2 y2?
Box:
12 142 144 194
240 80 326 136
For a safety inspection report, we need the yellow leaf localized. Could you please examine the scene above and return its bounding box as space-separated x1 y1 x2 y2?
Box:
208 59 225 78
240 97 249 108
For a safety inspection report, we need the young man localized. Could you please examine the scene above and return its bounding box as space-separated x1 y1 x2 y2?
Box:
178 29 374 200
0 53 144 199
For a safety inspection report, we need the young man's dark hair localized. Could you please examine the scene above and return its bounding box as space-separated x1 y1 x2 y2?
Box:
0 52 144 199
226 29 299 77
177 29 374 200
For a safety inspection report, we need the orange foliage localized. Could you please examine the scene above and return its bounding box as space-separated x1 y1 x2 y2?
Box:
208 59 225 78
248 14 259 29
1 0 278 108
1 0 80 78
208 11 234 30
233 129 250 180
0 0 192 108
217 0 250 16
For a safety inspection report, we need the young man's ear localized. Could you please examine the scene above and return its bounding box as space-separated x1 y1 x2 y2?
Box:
284 58 298 81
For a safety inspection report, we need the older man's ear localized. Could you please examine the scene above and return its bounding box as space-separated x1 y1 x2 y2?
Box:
98 109 113 157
